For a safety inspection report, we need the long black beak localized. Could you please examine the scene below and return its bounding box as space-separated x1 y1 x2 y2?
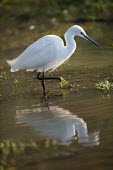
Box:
83 34 100 48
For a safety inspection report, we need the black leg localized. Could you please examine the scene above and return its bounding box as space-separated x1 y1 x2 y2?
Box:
37 72 47 96
41 72 46 96
37 72 62 85
37 72 73 93
42 76 61 82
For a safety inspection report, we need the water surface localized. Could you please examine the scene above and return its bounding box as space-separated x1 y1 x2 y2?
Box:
0 22 113 169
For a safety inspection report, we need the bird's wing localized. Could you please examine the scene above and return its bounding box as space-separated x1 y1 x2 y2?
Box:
10 35 63 71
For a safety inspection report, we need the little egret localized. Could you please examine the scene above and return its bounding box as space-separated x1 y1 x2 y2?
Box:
7 25 100 96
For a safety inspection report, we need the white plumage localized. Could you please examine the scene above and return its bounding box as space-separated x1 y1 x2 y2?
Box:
7 35 65 72
6 25 100 73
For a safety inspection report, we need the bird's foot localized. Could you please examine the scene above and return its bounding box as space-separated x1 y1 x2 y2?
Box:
60 77 73 88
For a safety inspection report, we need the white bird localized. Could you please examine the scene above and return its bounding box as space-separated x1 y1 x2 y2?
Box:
7 25 100 96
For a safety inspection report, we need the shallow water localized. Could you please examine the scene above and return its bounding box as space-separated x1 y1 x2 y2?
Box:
0 22 113 169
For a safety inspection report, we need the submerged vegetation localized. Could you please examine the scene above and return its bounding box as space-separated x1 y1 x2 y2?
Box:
0 139 76 169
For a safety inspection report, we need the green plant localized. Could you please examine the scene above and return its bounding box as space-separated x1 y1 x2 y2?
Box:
0 71 7 80
96 79 113 92
13 79 20 84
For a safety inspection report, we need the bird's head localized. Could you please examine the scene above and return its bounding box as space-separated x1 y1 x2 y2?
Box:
66 25 100 48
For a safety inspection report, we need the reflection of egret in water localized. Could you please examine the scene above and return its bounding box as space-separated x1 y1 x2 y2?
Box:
16 105 100 146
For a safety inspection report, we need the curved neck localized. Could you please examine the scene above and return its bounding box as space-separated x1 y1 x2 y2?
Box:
64 31 76 56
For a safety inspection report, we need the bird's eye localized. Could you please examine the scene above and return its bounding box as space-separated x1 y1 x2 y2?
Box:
81 32 83 35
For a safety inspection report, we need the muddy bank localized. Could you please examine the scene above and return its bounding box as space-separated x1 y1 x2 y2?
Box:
0 65 113 102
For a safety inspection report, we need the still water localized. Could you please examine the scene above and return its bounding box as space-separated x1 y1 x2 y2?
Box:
0 22 113 169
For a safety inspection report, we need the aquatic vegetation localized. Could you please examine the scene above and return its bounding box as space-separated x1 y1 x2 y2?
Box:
0 71 6 80
13 79 20 85
0 139 76 169
96 79 113 93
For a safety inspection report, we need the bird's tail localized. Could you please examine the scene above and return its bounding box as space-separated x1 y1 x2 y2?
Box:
6 58 19 72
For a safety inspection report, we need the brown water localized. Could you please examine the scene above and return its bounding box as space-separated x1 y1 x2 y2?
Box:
0 22 113 169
